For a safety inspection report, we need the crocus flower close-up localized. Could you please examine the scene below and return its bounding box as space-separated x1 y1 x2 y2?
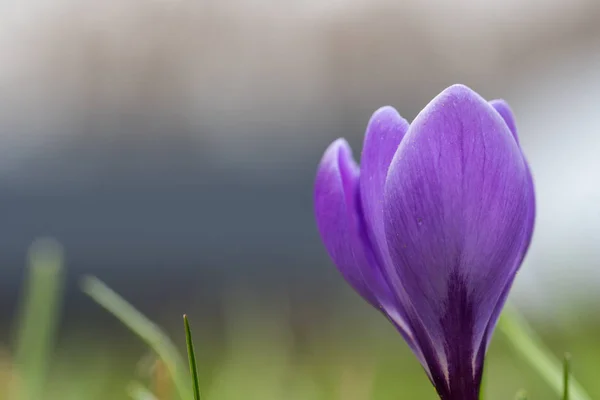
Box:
314 84 536 400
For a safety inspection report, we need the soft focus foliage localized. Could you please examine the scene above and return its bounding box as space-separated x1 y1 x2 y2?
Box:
0 245 598 400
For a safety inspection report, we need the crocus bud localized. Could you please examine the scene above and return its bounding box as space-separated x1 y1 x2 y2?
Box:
314 84 535 400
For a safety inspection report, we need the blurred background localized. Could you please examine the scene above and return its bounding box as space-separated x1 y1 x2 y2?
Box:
0 0 599 399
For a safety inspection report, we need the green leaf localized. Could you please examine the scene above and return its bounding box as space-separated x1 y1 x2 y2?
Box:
10 239 65 400
563 353 571 400
81 276 192 400
497 305 591 400
184 315 201 400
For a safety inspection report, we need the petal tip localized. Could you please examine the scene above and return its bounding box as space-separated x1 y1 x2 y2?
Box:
318 138 351 167
489 99 518 141
365 106 406 134
328 137 351 154
440 83 479 98
489 98 511 109
489 99 515 121
414 84 489 123
371 105 401 119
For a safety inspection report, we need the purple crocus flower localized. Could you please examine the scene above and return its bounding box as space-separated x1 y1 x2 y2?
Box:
314 84 535 400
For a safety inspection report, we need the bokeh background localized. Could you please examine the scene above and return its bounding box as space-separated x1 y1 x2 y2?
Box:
1 0 599 399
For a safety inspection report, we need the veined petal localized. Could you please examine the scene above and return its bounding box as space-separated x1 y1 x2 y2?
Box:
383 84 531 399
490 98 536 263
314 138 424 369
475 165 535 373
360 106 409 258
479 101 537 354
315 139 379 307
358 107 421 360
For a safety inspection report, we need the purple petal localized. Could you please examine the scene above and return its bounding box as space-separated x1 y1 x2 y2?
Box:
358 106 419 351
490 98 536 260
314 138 426 370
479 152 536 355
314 139 379 307
383 84 532 398
360 106 409 258
489 99 518 143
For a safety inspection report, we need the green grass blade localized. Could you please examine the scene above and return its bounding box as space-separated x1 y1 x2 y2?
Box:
10 239 65 400
183 315 201 400
81 276 192 400
497 305 591 400
563 353 571 400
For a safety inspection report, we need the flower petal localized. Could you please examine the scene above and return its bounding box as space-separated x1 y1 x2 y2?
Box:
314 138 426 370
383 84 531 398
489 99 518 143
358 106 419 356
360 106 409 257
479 152 536 355
490 98 536 260
315 139 379 307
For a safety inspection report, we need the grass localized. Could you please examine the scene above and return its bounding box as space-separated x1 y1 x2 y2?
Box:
497 307 589 400
1 241 599 400
183 315 201 400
